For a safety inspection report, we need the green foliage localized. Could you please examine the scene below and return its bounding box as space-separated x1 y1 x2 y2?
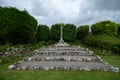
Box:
77 25 89 39
0 45 8 51
36 25 49 41
50 24 61 41
32 41 46 50
92 20 118 36
117 24 120 36
82 34 120 54
111 43 120 55
63 24 76 41
51 24 76 41
0 7 37 44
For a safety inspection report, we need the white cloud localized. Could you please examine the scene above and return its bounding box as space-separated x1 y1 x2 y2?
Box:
0 0 120 27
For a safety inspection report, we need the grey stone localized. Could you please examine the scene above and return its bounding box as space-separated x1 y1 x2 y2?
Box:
8 65 14 70
4 52 11 55
0 52 3 55
8 42 119 72
83 67 91 71
21 66 27 70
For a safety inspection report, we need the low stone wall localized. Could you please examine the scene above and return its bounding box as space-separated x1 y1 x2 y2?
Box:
0 46 31 64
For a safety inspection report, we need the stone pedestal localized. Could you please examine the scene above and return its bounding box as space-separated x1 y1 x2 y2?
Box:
59 39 64 44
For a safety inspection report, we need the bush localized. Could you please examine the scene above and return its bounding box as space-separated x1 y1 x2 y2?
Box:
36 25 49 41
111 44 120 55
63 24 76 41
0 7 37 44
50 24 61 41
117 24 120 36
83 34 120 51
32 41 46 50
77 25 89 39
92 20 118 36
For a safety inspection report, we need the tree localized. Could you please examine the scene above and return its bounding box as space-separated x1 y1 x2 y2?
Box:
36 25 49 41
0 7 38 44
117 24 120 36
63 24 76 41
50 24 61 41
50 23 76 42
92 20 118 36
77 25 89 39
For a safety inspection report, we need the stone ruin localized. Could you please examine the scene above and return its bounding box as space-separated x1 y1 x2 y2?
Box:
8 42 119 72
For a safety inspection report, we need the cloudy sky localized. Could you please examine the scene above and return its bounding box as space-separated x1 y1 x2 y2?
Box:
0 0 120 27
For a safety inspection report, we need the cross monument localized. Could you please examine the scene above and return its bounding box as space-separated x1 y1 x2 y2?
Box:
59 25 64 43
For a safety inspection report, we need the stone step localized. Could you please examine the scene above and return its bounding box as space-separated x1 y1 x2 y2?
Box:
23 56 100 62
33 51 93 56
11 61 118 72
39 47 88 51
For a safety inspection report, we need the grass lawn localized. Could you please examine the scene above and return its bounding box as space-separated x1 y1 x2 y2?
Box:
0 71 120 80
100 55 120 69
0 55 120 80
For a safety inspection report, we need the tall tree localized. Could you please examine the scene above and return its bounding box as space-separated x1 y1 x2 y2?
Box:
36 25 49 41
0 7 38 44
50 24 61 41
92 20 118 36
77 25 89 39
63 24 76 41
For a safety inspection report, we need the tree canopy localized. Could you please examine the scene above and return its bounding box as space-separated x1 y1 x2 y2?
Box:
77 25 89 39
63 24 76 41
50 24 61 41
36 25 49 41
92 20 118 36
0 7 38 44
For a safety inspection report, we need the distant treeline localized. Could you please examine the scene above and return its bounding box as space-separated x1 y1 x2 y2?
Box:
0 7 120 54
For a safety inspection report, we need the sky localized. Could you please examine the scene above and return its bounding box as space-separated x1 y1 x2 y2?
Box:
0 0 120 27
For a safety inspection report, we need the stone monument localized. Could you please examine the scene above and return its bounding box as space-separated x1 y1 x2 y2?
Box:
59 25 64 44
8 26 119 72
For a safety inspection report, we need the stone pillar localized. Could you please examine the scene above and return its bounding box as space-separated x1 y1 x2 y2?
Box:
59 25 64 43
89 26 91 33
89 26 92 34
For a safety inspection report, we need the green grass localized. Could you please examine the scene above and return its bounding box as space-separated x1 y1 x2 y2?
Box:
0 71 120 80
0 43 120 80
100 55 120 69
0 45 9 51
0 55 120 80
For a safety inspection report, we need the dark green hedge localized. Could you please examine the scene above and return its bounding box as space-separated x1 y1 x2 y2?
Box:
50 24 61 41
50 24 76 42
63 24 76 41
92 20 118 36
36 25 49 41
82 34 120 54
77 25 89 39
0 7 37 44
111 43 120 55
117 24 120 36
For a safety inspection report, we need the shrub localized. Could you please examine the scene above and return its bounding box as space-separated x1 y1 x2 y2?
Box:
0 7 37 44
83 34 120 51
36 25 49 41
50 24 61 41
111 44 120 55
92 20 118 36
77 25 89 39
117 24 120 37
63 24 76 41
